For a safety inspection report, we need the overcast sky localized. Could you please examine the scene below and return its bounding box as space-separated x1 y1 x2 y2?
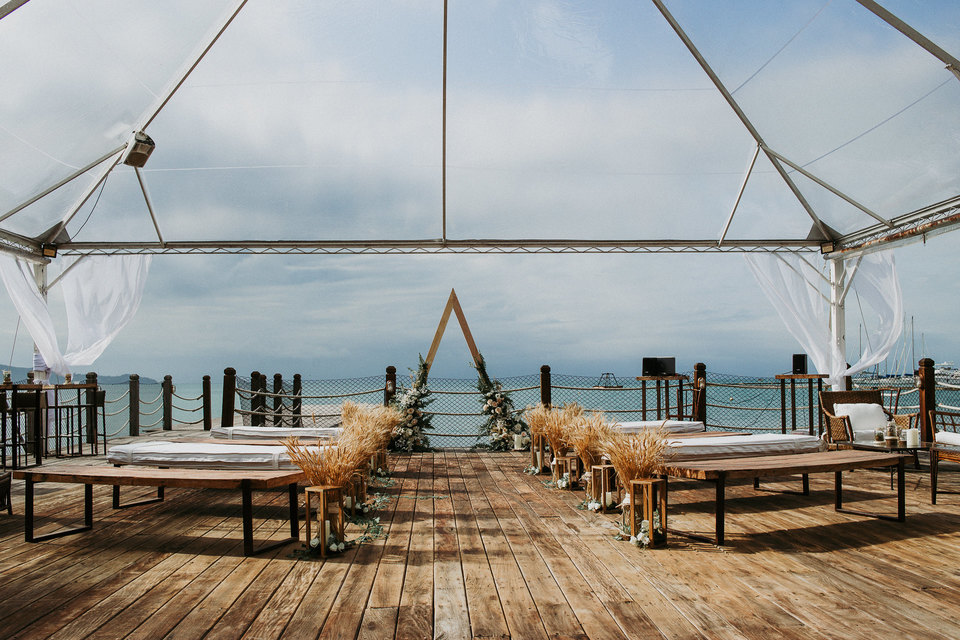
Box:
1 1 958 382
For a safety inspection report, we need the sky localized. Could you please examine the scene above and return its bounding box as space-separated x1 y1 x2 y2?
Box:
1 0 959 383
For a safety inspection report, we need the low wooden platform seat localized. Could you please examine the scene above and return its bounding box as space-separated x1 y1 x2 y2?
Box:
13 465 303 556
930 409 960 504
211 425 342 441
820 389 916 445
107 440 329 470
665 449 908 545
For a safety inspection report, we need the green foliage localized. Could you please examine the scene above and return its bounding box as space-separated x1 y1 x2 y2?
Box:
473 353 528 451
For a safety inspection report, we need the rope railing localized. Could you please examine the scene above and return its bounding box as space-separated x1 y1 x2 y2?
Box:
236 387 381 400
172 403 202 413
707 381 780 390
173 390 203 402
705 402 781 412
140 416 163 429
139 403 162 416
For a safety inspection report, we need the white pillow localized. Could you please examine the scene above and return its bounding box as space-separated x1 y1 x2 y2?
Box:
935 431 960 447
833 403 888 442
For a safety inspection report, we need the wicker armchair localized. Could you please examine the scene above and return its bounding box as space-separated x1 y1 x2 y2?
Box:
819 389 916 445
930 409 960 504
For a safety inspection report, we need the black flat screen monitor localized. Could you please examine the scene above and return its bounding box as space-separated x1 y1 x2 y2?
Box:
642 357 676 376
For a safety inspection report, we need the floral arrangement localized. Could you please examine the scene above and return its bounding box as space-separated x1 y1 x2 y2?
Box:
389 355 434 452
473 354 528 451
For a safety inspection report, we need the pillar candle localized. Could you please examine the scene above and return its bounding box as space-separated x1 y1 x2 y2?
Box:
906 428 920 448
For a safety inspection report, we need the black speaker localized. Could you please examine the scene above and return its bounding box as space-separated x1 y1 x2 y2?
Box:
642 357 676 376
792 353 808 375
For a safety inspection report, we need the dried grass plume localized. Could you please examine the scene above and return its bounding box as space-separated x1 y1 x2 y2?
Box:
601 422 673 484
283 401 403 487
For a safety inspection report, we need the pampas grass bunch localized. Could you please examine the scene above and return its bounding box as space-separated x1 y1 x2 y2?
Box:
567 412 613 472
283 401 403 487
524 403 551 440
601 423 673 485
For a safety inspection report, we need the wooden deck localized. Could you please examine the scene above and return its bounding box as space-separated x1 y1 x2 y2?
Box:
2 443 960 639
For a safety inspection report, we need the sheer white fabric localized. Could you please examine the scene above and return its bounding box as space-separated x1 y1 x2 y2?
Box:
0 256 70 374
61 255 151 366
745 250 902 386
0 255 151 375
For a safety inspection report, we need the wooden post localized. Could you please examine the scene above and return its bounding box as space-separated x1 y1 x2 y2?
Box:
85 372 98 444
293 374 302 427
251 371 264 426
129 374 140 437
162 375 173 431
540 365 551 407
780 378 787 434
385 366 397 407
918 357 936 442
222 367 236 428
202 375 212 431
273 373 283 426
694 362 707 424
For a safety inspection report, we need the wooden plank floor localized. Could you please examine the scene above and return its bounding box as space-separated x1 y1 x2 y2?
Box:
3 445 960 639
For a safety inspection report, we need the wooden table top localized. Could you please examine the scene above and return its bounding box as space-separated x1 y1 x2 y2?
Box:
665 449 908 481
13 465 305 489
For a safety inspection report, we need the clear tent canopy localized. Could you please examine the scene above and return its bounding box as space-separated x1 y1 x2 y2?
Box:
1 0 959 260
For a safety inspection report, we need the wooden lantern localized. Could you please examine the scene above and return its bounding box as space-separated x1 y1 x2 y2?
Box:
591 464 621 512
556 454 583 489
344 472 367 516
628 478 668 547
530 433 549 474
305 485 345 557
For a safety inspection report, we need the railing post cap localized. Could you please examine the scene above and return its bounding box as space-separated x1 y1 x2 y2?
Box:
164 374 172 381
919 357 935 368
224 367 236 375
541 364 551 373
129 373 139 380
386 366 397 374
202 374 210 381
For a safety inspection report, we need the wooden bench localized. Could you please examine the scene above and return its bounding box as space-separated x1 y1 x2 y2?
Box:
664 450 908 545
13 466 304 556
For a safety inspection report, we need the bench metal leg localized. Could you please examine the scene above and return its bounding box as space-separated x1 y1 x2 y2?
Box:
715 473 725 546
112 484 164 509
240 480 300 557
836 460 906 522
931 449 939 505
25 479 94 543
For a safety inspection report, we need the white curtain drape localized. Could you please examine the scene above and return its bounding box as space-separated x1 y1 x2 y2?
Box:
745 250 902 386
0 256 70 375
0 254 151 376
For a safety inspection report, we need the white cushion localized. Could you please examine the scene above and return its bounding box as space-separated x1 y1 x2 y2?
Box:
107 441 330 470
211 426 341 440
935 431 960 446
665 433 825 461
615 420 705 434
833 403 888 441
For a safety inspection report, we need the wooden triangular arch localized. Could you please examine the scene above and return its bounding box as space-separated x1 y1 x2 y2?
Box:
424 289 481 377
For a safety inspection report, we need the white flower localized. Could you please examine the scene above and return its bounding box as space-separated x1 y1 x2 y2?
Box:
309 537 321 548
